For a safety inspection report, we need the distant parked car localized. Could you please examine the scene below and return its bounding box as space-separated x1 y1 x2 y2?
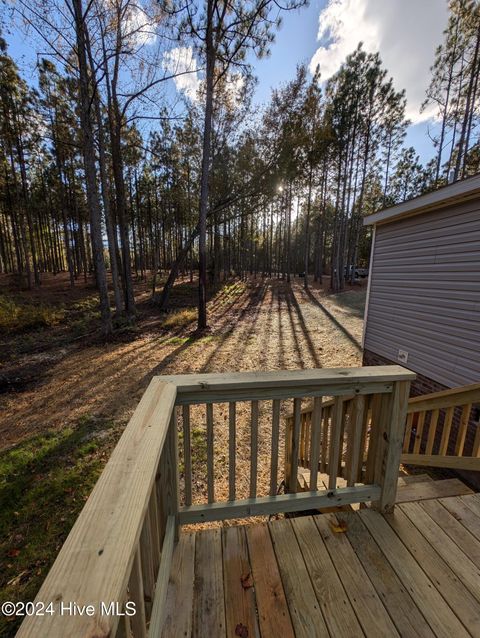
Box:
345 265 369 279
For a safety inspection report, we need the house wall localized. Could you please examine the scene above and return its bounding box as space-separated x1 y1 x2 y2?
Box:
363 198 480 389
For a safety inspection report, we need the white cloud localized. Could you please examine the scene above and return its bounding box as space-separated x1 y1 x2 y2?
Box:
163 49 246 108
122 3 158 47
163 47 201 101
310 0 449 123
223 73 246 107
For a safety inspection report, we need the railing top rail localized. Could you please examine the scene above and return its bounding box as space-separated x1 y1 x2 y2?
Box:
407 382 480 413
16 378 177 638
161 366 416 405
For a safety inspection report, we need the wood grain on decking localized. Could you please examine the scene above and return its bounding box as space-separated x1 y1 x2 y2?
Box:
161 493 480 638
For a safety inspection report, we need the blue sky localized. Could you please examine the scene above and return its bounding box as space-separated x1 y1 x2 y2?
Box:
5 0 448 166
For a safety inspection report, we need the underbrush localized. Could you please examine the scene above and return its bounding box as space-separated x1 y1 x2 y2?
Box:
162 307 197 329
0 416 121 638
0 296 64 334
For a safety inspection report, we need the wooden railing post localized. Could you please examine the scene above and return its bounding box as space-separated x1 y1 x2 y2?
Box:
373 380 411 513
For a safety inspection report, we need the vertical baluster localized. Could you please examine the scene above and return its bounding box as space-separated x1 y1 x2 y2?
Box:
357 396 371 482
455 404 472 456
250 400 259 498
206 403 214 503
373 393 393 484
182 405 192 506
320 405 330 473
289 398 302 493
159 411 179 540
115 611 130 638
300 413 306 467
338 400 350 476
440 406 454 455
270 399 281 496
139 509 155 619
149 487 161 575
413 411 426 454
309 397 322 491
403 412 413 452
347 395 365 487
425 409 439 455
229 402 236 501
284 413 293 492
328 397 343 490
155 478 166 546
365 394 381 485
473 424 480 457
305 413 311 468
129 549 147 638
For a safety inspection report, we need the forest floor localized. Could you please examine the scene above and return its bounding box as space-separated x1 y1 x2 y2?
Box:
0 271 366 635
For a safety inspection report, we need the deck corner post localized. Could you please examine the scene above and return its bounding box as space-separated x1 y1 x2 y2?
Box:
373 380 411 514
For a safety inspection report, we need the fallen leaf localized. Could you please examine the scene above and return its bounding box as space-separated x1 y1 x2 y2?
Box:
7 569 29 587
330 520 348 533
8 549 20 557
235 623 248 637
240 572 253 589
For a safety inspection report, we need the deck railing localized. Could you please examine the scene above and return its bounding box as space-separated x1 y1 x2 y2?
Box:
16 366 414 638
402 382 480 470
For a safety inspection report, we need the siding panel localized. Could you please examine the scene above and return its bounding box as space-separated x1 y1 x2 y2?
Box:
364 200 480 388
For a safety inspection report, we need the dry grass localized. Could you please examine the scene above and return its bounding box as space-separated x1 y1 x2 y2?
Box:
0 276 365 451
162 307 197 329
0 296 64 333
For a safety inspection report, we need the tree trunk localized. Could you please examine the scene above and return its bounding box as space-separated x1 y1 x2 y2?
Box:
197 0 215 330
71 0 112 336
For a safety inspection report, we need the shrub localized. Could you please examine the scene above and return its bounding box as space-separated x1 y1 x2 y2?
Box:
0 296 64 333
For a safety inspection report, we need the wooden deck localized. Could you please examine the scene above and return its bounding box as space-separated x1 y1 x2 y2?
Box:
161 493 480 638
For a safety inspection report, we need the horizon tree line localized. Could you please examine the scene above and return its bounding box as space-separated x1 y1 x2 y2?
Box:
0 0 478 335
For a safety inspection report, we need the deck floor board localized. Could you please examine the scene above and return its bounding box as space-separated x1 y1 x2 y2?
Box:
290 516 363 638
245 523 295 638
314 513 400 637
269 518 329 638
222 525 260 638
161 496 480 638
161 533 195 638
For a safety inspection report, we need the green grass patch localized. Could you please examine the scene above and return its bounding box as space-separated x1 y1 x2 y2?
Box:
0 296 65 334
220 281 246 298
164 335 191 346
0 416 120 637
164 334 217 347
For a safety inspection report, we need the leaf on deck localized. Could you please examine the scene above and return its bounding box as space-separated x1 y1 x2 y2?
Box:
235 623 249 637
240 572 253 589
330 519 348 533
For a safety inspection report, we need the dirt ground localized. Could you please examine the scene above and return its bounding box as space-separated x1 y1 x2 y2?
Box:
0 274 366 451
0 272 367 514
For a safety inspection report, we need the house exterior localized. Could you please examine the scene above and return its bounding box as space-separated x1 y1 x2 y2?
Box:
362 175 480 404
